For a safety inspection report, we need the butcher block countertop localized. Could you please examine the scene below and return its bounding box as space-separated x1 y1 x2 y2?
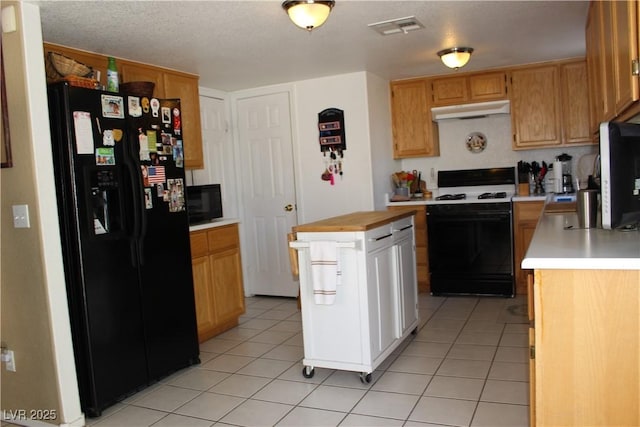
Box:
293 210 415 233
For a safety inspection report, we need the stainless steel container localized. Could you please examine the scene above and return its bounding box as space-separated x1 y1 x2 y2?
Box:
577 189 598 228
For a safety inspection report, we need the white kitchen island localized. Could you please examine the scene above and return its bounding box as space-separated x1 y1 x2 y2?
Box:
290 211 419 383
522 208 640 427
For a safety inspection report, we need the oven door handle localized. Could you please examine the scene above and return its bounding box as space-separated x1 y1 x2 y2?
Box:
427 212 511 220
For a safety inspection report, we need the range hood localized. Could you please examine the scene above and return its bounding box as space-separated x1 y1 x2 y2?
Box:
431 100 510 121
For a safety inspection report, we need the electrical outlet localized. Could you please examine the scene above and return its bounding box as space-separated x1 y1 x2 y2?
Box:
6 350 15 371
1 348 16 372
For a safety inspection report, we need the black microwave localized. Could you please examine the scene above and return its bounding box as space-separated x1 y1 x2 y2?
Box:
186 184 223 225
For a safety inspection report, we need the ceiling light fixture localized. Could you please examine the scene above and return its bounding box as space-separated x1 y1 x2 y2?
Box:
437 47 474 70
282 0 335 32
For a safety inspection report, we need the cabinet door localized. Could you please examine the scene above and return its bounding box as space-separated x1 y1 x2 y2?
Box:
561 61 592 144
120 62 165 97
511 66 562 148
396 235 417 334
600 1 617 120
469 72 508 102
191 255 216 342
391 80 440 158
367 244 397 359
210 247 245 326
612 0 639 114
431 77 468 105
586 4 603 137
163 72 204 169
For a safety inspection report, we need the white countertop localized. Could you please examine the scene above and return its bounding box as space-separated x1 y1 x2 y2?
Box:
522 210 640 270
189 218 240 232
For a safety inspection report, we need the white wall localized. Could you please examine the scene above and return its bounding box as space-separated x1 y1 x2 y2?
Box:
293 71 389 224
1 2 83 424
401 114 598 190
365 72 401 209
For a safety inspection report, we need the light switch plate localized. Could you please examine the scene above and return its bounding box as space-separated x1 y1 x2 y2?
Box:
12 204 30 228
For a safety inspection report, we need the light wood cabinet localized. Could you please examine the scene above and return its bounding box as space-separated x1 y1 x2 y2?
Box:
190 224 245 343
43 43 204 169
511 65 562 148
511 61 593 149
585 4 603 137
163 72 204 169
612 0 639 115
387 204 429 293
585 0 639 125
390 79 440 158
120 62 166 98
530 268 640 426
391 60 593 154
513 201 544 296
431 72 507 106
560 61 592 144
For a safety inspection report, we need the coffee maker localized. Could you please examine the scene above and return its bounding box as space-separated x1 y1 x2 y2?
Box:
552 153 574 193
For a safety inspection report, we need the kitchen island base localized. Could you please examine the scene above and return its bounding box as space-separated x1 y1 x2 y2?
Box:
291 211 419 383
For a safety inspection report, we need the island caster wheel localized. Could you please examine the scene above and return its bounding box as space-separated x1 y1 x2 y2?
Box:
302 366 315 378
359 372 372 384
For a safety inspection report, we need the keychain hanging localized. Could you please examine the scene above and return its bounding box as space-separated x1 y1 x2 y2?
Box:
318 108 346 185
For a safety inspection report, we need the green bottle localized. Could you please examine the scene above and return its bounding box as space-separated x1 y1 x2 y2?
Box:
106 57 119 92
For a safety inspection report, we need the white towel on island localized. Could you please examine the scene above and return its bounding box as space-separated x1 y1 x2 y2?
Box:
309 241 341 305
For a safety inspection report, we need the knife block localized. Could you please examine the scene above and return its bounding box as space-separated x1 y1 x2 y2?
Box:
518 183 530 196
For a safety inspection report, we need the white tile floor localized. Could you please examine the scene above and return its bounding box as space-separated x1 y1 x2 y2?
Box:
12 294 532 427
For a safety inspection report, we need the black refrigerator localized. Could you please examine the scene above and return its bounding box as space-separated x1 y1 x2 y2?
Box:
47 83 199 417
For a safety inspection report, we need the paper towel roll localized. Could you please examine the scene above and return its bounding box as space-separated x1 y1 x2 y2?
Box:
553 160 563 193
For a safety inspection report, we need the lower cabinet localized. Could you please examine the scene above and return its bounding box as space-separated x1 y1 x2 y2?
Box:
530 269 640 426
294 215 419 379
513 201 544 295
189 223 245 343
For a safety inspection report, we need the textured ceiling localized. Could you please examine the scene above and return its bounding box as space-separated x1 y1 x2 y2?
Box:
31 0 590 91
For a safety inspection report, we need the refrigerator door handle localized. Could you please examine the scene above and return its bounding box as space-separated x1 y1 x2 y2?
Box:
126 130 148 265
123 133 146 267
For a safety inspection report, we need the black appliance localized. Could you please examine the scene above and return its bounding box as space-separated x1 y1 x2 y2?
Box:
186 184 223 225
599 121 640 230
427 167 516 297
47 83 199 417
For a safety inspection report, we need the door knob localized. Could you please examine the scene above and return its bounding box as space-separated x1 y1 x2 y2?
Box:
284 204 294 212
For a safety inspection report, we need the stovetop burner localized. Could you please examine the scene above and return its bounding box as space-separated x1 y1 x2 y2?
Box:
435 193 467 201
478 192 507 199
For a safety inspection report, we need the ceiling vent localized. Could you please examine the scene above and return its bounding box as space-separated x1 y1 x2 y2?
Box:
368 16 424 36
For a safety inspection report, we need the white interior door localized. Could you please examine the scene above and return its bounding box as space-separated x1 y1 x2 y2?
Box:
192 93 239 218
236 91 298 297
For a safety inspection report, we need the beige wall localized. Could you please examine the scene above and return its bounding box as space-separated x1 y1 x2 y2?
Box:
1 2 82 425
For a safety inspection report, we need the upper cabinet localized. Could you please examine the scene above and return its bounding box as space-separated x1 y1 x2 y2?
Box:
511 65 562 148
612 0 639 115
120 62 166 97
43 43 204 169
391 59 592 157
390 79 440 158
431 72 508 106
585 0 639 126
511 60 592 149
560 61 592 144
162 72 204 169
